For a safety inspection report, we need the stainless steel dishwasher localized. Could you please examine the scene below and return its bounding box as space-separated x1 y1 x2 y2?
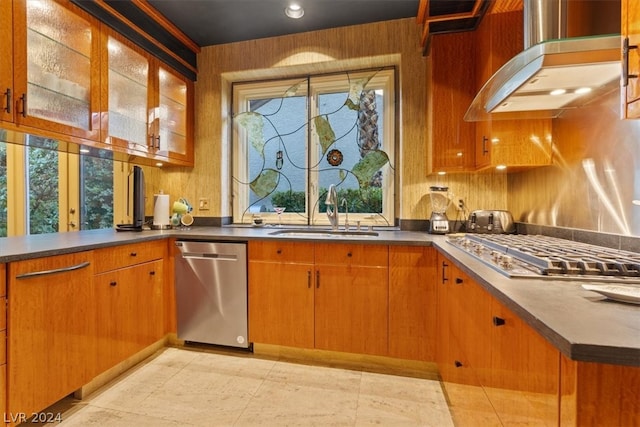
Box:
174 241 249 348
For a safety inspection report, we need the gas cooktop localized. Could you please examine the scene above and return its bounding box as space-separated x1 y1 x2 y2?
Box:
447 234 640 283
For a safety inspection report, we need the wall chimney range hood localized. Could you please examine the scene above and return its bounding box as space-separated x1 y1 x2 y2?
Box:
464 0 621 121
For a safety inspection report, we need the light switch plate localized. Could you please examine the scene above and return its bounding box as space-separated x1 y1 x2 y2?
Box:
199 198 210 210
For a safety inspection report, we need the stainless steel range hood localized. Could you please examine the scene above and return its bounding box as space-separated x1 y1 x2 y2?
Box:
464 0 621 121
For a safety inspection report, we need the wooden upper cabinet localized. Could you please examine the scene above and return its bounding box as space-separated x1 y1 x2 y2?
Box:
474 10 553 171
155 65 193 164
11 0 102 141
428 31 476 173
103 29 194 166
103 32 151 154
0 1 13 124
622 0 640 118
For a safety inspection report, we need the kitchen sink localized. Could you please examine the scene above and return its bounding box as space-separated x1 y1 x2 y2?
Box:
268 228 379 238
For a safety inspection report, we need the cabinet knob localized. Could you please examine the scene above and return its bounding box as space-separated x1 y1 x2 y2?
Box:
149 270 156 276
493 316 506 326
454 360 463 368
276 249 282 254
110 281 117 287
130 252 137 257
455 277 463 284
347 252 352 257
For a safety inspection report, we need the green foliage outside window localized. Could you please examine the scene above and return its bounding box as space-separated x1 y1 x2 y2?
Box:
271 187 382 214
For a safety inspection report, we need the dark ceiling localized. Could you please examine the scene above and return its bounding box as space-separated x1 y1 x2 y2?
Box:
146 0 421 47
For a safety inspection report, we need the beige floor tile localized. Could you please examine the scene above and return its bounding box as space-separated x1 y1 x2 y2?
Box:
235 379 359 426
45 347 453 427
58 405 187 427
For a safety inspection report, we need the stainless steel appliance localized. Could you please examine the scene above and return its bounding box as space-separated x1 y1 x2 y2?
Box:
447 234 640 284
174 241 249 348
467 210 516 234
429 186 452 234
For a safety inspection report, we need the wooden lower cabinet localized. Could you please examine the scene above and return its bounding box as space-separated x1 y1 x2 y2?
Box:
560 357 640 426
486 299 560 426
388 246 437 361
95 260 164 372
437 252 559 426
0 263 6 422
314 263 388 356
248 260 314 348
7 252 97 418
248 241 390 356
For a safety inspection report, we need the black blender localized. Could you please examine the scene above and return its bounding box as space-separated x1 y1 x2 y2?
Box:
428 186 452 234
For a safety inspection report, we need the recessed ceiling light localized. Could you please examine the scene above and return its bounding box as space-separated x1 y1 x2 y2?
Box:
550 89 567 96
496 164 507 171
575 87 592 94
285 4 304 19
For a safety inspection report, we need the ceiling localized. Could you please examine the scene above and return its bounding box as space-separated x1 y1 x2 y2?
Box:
146 0 421 47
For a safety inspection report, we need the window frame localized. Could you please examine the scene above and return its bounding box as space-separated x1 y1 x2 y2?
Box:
231 68 396 226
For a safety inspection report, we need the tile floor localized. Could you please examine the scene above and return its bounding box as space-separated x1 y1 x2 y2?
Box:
33 347 455 426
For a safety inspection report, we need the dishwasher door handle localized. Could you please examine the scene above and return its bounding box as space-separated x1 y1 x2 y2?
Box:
181 253 238 261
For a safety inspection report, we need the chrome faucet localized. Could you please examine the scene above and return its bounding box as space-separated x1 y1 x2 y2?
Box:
341 198 349 230
325 184 339 230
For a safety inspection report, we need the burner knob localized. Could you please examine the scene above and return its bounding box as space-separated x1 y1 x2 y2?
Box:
491 250 501 263
500 255 513 270
473 244 483 254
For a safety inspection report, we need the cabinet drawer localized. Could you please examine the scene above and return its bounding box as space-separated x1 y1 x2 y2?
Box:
94 240 166 273
315 243 388 266
248 241 314 263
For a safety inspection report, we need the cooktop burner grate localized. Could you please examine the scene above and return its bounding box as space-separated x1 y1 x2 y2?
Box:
447 234 640 283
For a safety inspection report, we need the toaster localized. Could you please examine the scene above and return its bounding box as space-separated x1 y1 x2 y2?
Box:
467 210 516 234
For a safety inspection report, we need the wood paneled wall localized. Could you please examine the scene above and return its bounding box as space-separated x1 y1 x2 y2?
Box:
152 18 506 222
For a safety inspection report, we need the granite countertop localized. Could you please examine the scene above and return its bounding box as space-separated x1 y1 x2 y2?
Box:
1 226 638 367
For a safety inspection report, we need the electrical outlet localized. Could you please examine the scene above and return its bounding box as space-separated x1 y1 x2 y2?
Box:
458 199 465 211
199 198 210 210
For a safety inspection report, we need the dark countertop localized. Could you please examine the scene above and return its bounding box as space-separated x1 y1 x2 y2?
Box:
1 226 638 367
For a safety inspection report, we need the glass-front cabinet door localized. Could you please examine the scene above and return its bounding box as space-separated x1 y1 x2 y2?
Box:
13 0 101 141
156 66 191 163
106 34 150 154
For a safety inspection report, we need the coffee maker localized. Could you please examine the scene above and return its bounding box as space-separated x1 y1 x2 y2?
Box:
428 186 452 234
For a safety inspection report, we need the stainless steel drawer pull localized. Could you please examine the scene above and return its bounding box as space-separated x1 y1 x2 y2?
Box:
16 261 91 279
182 253 237 261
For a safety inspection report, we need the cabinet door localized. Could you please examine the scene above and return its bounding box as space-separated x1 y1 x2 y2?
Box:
623 0 640 118
388 246 437 361
435 254 501 426
429 31 476 173
248 261 314 348
156 65 193 164
474 11 553 170
13 0 101 140
104 32 151 154
314 264 388 356
0 1 13 123
486 299 560 426
95 260 164 373
8 251 96 416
